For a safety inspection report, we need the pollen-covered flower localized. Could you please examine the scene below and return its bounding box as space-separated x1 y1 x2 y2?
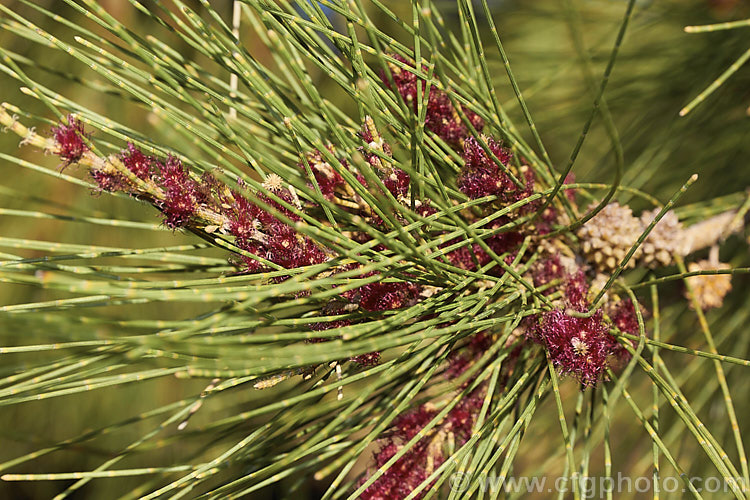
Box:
52 115 90 166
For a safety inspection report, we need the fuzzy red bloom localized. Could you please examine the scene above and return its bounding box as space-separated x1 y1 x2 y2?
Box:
532 255 567 291
52 115 90 165
527 272 633 386
391 407 438 441
383 54 484 146
299 148 346 199
158 155 199 228
564 270 590 311
382 168 410 198
120 142 155 180
360 406 439 500
607 299 645 359
345 278 420 312
225 188 327 273
457 136 515 200
361 439 434 500
91 169 125 192
361 388 484 499
528 308 613 386
610 299 640 335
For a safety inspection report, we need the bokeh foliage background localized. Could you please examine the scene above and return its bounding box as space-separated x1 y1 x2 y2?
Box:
1 0 749 498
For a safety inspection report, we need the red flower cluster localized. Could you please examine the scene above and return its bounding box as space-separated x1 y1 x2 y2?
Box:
52 117 328 272
444 217 522 274
343 276 421 312
528 307 614 386
607 298 642 359
299 147 347 199
527 271 629 386
52 115 90 166
221 185 327 272
384 54 484 147
121 142 155 180
159 155 200 228
457 136 530 201
359 123 410 199
531 255 567 292
361 390 483 499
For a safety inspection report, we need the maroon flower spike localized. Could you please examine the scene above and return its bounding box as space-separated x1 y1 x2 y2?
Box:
446 389 484 442
361 390 484 499
610 299 640 335
361 439 434 500
528 308 613 386
225 188 327 273
347 278 420 312
158 155 199 228
361 406 440 500
532 255 566 291
120 142 155 180
607 298 644 359
391 406 438 441
91 169 125 192
457 136 515 200
564 270 590 311
382 168 410 198
383 53 484 146
52 115 90 166
300 148 346 199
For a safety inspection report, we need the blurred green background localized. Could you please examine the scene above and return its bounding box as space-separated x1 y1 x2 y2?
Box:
1 0 749 497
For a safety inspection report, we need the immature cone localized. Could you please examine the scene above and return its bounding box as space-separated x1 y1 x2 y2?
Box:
685 259 732 310
639 209 690 267
577 202 642 272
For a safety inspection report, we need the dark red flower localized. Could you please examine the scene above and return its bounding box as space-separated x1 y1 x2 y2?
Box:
382 168 410 198
90 169 125 192
532 255 567 291
52 115 90 166
457 136 511 199
120 142 155 180
299 148 346 199
224 187 327 273
349 279 421 312
158 155 198 228
607 298 646 360
528 308 612 386
383 54 484 146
